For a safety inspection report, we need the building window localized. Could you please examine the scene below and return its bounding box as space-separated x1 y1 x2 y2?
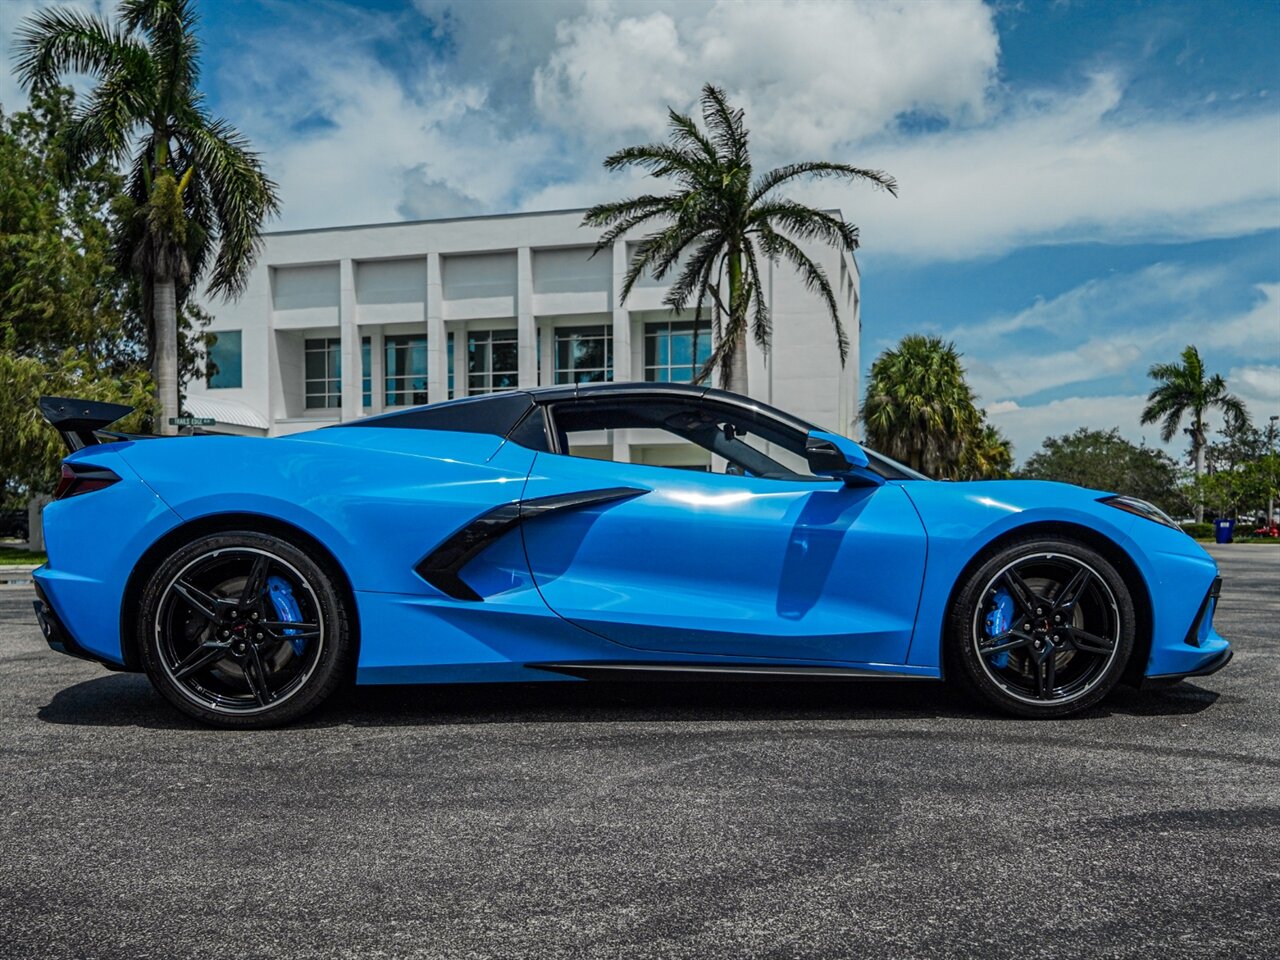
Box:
467 328 518 395
207 330 242 389
305 337 371 409
385 335 429 407
554 325 613 384
644 319 712 383
361 338 371 409
304 337 341 409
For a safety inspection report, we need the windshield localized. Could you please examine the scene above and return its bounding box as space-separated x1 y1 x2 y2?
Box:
862 448 930 481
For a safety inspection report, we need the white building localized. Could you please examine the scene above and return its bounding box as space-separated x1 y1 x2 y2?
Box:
186 207 861 466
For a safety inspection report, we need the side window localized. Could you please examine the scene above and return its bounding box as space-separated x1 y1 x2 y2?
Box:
506 406 552 452
545 399 829 481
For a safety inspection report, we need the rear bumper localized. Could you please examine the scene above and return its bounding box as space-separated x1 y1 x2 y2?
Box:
32 581 127 671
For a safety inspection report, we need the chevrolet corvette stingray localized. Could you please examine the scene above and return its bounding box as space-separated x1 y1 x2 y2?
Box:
32 384 1230 727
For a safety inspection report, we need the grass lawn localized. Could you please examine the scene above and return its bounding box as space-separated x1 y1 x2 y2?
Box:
0 547 46 565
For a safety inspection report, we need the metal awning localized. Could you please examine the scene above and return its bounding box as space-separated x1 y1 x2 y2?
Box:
184 395 269 432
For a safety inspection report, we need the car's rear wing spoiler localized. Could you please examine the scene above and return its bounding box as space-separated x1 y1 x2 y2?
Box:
38 396 138 452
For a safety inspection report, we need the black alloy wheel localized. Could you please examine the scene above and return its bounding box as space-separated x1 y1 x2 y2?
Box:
139 531 352 727
948 538 1135 718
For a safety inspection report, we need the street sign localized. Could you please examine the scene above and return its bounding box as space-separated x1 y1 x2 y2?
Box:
168 417 216 427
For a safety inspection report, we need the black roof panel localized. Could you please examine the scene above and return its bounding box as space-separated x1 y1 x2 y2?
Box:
344 391 534 437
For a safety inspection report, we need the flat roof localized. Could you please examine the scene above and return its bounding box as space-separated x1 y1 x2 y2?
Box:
263 206 848 237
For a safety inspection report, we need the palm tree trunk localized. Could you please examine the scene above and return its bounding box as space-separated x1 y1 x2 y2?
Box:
720 250 748 395
723 331 749 395
1192 413 1206 522
153 279 179 436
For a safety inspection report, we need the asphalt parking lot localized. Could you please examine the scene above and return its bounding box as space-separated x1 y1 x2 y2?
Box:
1 544 1277 960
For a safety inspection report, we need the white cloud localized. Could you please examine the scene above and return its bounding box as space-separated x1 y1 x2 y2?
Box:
532 0 999 153
959 272 1280 403
4 0 1276 263
810 73 1280 260
1231 363 1280 410
0 0 109 111
975 279 1280 462
987 393 1154 463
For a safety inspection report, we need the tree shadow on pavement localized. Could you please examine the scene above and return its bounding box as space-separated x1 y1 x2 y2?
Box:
36 669 1220 730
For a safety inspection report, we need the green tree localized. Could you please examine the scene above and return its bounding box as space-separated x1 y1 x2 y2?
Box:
861 335 1009 479
16 0 279 434
1020 427 1187 515
1140 344 1249 519
962 416 1015 480
1 89 159 505
1 88 135 368
583 83 895 393
1 352 153 505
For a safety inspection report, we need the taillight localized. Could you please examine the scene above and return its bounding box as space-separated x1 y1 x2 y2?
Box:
53 463 121 501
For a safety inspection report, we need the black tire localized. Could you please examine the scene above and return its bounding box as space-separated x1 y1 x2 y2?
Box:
138 530 353 728
946 537 1135 718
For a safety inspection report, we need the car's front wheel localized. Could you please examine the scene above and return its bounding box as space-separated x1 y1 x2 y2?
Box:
138 531 353 728
947 537 1135 718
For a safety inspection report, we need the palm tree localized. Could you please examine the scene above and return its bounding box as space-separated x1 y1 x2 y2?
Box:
16 0 279 434
583 83 895 394
1142 344 1249 520
861 335 984 479
961 417 1015 480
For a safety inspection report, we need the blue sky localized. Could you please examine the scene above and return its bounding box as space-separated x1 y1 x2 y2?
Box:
2 0 1278 462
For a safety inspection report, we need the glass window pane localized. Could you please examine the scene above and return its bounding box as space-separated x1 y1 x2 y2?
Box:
207 330 243 389
305 344 325 379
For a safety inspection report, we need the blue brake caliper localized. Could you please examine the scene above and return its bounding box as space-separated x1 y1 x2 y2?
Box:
984 588 1014 669
266 576 306 655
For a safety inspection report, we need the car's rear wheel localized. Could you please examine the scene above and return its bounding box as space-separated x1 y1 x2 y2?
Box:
947 537 1135 718
138 531 352 728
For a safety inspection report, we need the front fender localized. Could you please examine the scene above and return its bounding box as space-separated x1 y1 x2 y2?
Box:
900 480 1143 669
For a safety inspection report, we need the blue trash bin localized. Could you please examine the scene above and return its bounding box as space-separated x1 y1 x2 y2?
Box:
1214 518 1236 544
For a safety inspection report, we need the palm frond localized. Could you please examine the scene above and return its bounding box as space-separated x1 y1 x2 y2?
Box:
602 143 708 181
664 236 724 311
751 200 859 252
700 83 748 167
13 7 148 89
182 115 279 298
665 108 718 165
740 239 772 353
751 161 897 205
757 227 845 363
61 59 155 171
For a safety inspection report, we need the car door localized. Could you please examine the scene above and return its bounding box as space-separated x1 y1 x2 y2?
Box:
518 397 928 665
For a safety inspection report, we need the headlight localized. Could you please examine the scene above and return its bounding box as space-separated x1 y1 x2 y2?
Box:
1099 495 1182 531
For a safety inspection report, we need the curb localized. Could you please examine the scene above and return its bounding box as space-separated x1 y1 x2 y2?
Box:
0 565 38 585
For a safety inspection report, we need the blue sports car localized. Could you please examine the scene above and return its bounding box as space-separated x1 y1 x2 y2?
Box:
32 384 1230 727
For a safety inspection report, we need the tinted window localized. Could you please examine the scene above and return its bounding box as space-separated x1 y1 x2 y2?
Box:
349 392 534 437
546 397 828 481
207 331 242 389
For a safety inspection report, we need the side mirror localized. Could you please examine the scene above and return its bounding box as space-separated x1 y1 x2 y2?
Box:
804 430 882 486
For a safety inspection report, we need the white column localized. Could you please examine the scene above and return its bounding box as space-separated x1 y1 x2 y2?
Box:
611 240 632 383
368 325 385 416
265 268 281 433
339 258 360 421
539 323 554 386
517 246 537 389
611 240 633 462
426 252 447 403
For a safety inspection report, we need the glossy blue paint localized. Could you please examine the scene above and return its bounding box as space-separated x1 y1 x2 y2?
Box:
32 391 1229 688
521 452 926 663
899 479 1226 677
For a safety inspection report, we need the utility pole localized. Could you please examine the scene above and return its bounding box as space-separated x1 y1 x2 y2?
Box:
1269 415 1278 528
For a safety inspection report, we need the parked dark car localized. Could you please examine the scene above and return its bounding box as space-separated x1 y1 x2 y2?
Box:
0 509 29 540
